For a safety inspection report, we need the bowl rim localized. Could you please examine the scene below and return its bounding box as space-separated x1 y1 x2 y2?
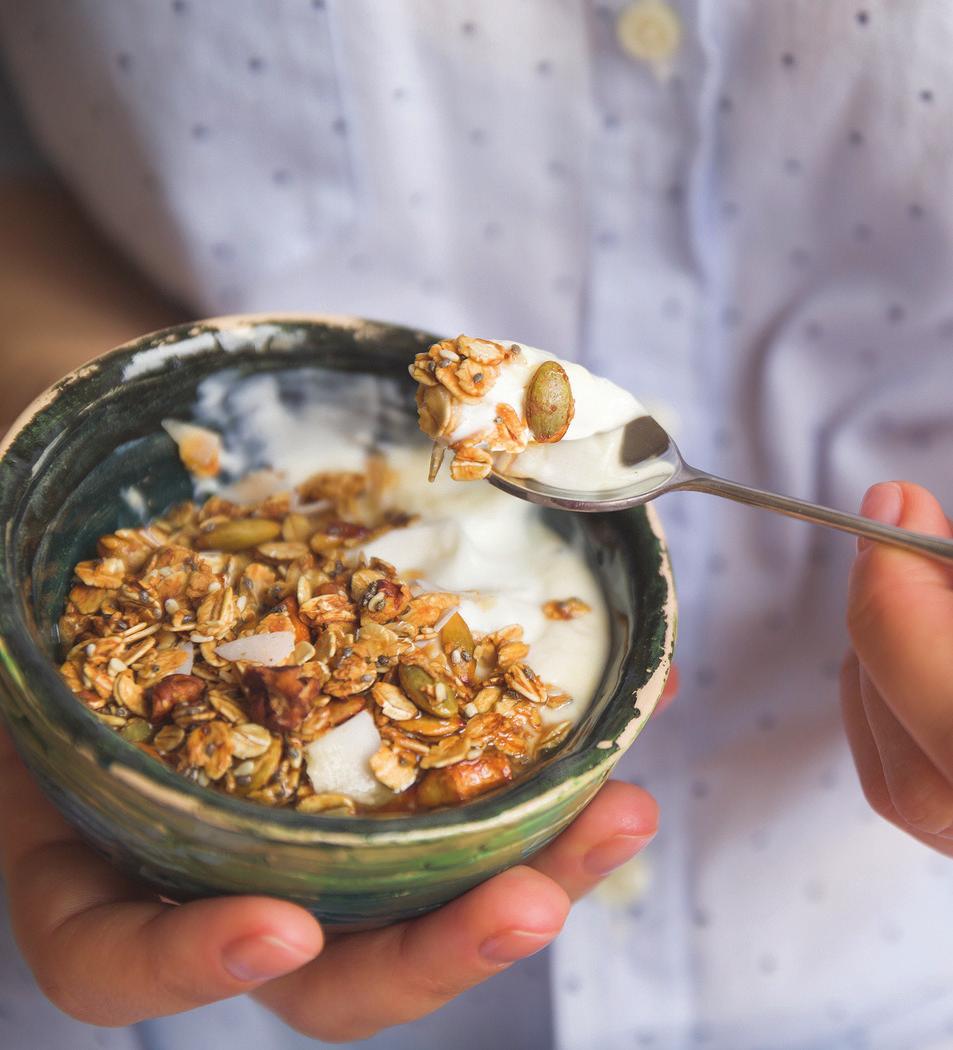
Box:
0 313 676 847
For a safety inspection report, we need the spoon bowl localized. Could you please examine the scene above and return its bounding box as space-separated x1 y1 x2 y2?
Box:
490 414 953 564
491 415 682 513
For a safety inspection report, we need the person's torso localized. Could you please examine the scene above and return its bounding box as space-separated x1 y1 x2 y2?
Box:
2 3 953 1048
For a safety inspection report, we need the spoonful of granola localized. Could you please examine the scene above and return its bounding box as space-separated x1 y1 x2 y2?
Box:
410 335 953 563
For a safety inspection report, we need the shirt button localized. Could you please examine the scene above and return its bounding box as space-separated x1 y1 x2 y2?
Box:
616 0 682 77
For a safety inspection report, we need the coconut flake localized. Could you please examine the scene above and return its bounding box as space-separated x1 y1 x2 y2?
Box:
161 419 223 478
174 640 194 676
218 468 289 505
215 631 295 666
304 710 391 806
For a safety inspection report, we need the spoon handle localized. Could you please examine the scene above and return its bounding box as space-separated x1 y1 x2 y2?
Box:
676 467 953 563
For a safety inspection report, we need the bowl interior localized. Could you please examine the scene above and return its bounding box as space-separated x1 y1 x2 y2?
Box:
0 317 672 837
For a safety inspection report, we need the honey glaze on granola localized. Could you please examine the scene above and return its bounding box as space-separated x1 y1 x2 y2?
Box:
56 372 610 815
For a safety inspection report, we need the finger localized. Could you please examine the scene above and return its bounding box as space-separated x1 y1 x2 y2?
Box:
0 728 323 1026
258 780 659 1040
840 651 893 818
858 667 953 837
256 864 569 1042
0 726 132 907
839 654 953 858
847 481 953 780
527 779 658 900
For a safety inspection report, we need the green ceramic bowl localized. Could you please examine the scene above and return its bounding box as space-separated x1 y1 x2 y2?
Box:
0 315 676 929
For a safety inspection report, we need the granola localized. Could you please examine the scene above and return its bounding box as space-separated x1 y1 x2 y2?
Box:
409 335 576 481
58 459 590 814
543 597 593 621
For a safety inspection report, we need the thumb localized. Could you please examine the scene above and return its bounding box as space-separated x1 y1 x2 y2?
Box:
0 729 324 1026
16 886 325 1026
847 480 953 781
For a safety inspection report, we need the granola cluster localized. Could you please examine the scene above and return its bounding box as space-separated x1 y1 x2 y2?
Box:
58 463 584 813
410 335 575 481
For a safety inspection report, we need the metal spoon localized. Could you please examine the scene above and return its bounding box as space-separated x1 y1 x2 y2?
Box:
489 414 953 563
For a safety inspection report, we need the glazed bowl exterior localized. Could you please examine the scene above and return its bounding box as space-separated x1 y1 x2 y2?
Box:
0 315 676 928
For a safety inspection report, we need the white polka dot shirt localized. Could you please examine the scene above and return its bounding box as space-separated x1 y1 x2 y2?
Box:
1 3 953 1048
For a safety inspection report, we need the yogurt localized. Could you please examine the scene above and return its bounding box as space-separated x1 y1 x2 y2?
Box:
448 340 644 449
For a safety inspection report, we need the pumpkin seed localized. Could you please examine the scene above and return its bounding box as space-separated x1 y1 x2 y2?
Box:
524 361 575 443
428 441 446 482
119 717 152 743
398 663 458 718
196 519 282 551
440 612 475 679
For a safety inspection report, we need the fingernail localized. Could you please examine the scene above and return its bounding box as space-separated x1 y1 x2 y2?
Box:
858 483 903 551
479 929 557 965
222 933 316 983
583 833 654 876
